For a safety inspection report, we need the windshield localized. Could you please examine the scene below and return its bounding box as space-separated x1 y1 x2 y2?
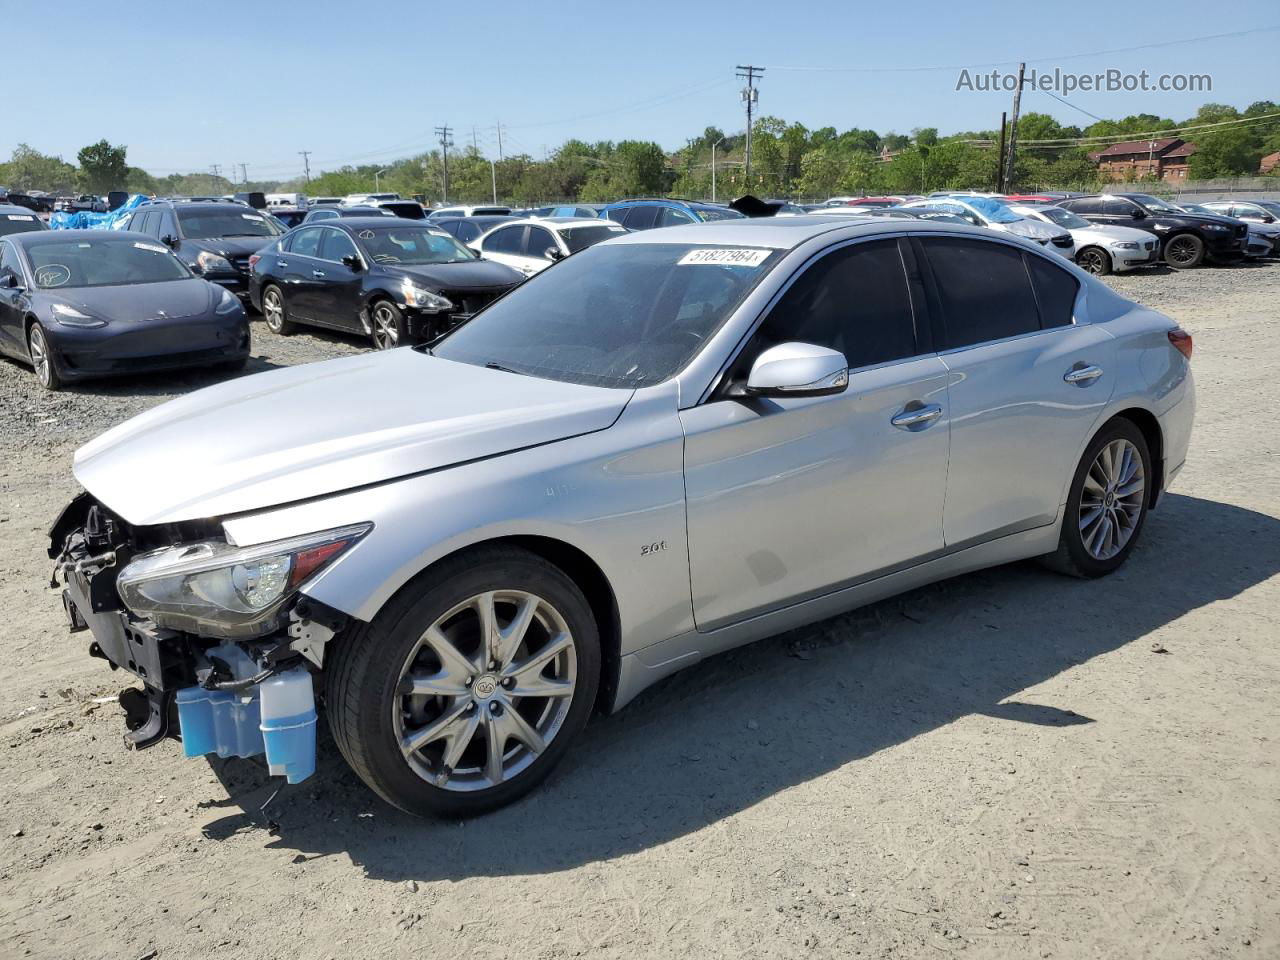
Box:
358 226 476 265
1039 207 1091 229
561 224 627 253
1254 201 1280 217
26 237 191 289
432 243 779 388
0 213 46 236
177 207 282 239
694 206 746 222
961 196 1023 224
1129 194 1182 215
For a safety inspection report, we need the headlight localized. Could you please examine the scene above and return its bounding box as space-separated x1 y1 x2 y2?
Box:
214 285 242 314
1113 241 1139 250
50 303 107 328
1201 224 1228 232
117 523 371 638
400 279 453 312
196 251 234 273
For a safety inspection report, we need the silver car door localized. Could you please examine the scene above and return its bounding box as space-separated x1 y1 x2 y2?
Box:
916 236 1117 546
680 237 950 631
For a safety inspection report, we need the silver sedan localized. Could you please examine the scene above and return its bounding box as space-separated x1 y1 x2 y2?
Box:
53 217 1195 816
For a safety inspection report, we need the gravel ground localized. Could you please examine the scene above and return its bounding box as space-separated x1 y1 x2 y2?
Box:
1 264 1278 960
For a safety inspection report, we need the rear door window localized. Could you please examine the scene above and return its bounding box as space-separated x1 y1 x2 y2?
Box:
920 236 1041 349
622 206 660 230
485 226 525 254
1062 198 1102 216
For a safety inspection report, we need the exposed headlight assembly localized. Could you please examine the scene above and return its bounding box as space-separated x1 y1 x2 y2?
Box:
117 523 371 638
196 251 235 274
51 303 107 328
400 278 453 312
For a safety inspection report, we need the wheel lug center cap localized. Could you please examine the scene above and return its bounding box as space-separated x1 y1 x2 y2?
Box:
1105 492 1115 506
472 674 499 700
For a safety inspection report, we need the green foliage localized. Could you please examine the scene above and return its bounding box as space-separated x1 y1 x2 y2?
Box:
0 144 78 193
77 140 129 193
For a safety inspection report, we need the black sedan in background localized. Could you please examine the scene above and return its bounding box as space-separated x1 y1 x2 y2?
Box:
0 230 249 390
248 218 523 349
1 204 49 236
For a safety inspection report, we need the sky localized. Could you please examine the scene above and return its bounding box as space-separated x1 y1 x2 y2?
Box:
5 0 1278 181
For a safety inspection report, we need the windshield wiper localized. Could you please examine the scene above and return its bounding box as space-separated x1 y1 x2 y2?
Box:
483 361 524 375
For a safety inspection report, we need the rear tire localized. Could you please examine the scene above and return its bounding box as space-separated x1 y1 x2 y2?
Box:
1076 246 1112 275
261 285 294 335
28 323 62 391
1042 418 1152 579
325 546 600 817
1163 233 1204 269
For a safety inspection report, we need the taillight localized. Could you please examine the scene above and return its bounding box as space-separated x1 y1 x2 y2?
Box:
1168 327 1193 360
248 254 261 269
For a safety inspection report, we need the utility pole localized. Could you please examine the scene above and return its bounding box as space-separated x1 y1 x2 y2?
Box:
298 151 312 184
996 112 1007 192
434 125 453 202
490 159 498 204
495 122 504 161
736 65 764 182
1003 63 1025 192
471 126 479 153
239 163 249 187
711 137 724 202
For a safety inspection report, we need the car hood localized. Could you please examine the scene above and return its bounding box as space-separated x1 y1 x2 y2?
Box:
1157 212 1242 228
184 235 278 258
74 350 631 525
1072 224 1153 245
43 278 217 321
998 219 1064 241
387 259 523 290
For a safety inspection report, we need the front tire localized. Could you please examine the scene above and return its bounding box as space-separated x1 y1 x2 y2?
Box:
370 299 406 350
1163 233 1204 269
28 323 62 391
1042 418 1152 578
261 284 294 335
1076 246 1112 275
325 546 601 817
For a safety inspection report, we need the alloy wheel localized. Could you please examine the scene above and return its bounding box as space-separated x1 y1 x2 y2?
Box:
262 289 284 332
1166 236 1200 267
1078 249 1108 274
393 590 577 792
1079 438 1145 560
28 326 51 386
372 304 400 350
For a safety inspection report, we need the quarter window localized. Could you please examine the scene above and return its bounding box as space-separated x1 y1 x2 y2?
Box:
1025 255 1078 329
921 237 1040 349
750 239 919 370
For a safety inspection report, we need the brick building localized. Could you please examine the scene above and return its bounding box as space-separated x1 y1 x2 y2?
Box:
1261 151 1280 174
1089 137 1198 182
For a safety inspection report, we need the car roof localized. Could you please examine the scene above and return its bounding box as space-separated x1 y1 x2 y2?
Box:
604 215 991 250
327 216 447 230
11 228 131 246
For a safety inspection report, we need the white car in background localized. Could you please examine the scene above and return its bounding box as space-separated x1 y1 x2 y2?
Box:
428 204 514 219
474 217 626 276
1010 204 1159 275
901 195 1076 259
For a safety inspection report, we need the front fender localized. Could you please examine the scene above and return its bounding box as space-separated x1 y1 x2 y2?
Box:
220 382 693 658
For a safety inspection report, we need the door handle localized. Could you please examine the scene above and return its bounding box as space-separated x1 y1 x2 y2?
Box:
278 260 289 268
1064 364 1103 384
312 270 326 278
891 403 943 430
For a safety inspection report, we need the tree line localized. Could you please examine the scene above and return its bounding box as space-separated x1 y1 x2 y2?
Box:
4 100 1276 204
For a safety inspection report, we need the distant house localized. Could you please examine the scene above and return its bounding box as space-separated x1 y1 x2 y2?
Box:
1261 151 1280 174
1088 137 1197 182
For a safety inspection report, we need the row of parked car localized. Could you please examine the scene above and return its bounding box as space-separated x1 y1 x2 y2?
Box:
0 184 1274 391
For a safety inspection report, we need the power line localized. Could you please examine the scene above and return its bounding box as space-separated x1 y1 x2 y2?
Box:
765 25 1280 72
962 110 1280 148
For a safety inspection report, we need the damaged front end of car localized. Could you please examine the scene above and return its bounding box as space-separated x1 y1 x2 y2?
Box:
48 493 367 783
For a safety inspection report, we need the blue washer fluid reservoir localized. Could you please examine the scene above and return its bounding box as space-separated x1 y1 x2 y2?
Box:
176 642 266 760
258 666 318 784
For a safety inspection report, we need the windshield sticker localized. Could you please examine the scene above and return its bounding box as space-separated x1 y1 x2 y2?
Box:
6 214 34 221
35 264 71 287
358 230 375 239
677 248 770 267
134 242 168 254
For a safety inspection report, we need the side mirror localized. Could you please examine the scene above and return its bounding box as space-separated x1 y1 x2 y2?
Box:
342 254 363 270
188 261 204 275
161 234 179 248
545 246 565 261
745 342 849 398
1131 209 1145 220
1262 215 1276 223
0 273 19 289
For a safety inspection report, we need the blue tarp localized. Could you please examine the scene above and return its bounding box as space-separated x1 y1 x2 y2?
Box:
49 194 148 230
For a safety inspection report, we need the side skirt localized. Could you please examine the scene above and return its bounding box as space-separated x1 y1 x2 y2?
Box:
610 521 1060 712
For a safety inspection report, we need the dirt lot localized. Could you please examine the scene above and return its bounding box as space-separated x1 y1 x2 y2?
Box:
1 264 1278 960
